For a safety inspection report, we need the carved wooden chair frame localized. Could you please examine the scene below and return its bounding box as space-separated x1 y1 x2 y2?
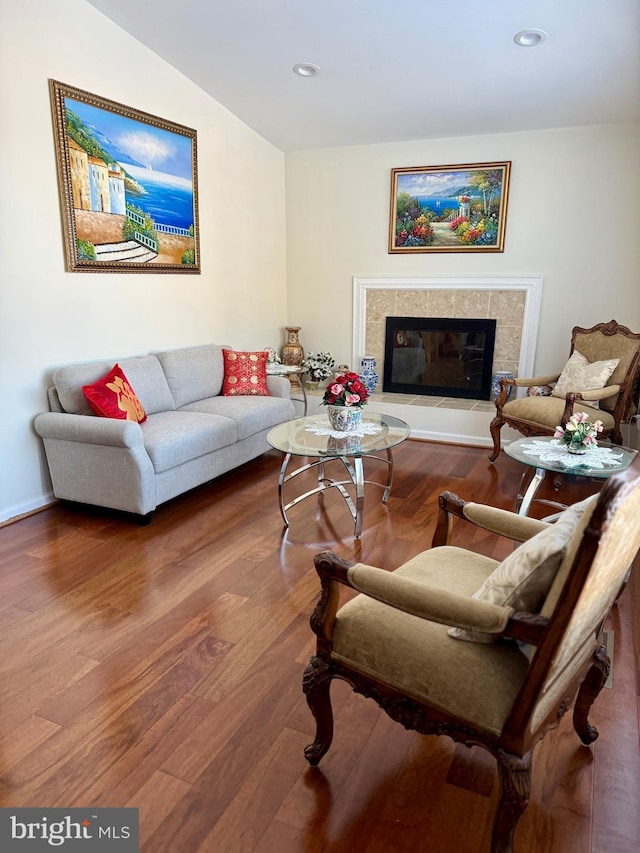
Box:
302 465 640 852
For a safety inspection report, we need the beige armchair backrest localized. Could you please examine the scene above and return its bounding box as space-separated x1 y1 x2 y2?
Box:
572 326 640 414
507 465 640 738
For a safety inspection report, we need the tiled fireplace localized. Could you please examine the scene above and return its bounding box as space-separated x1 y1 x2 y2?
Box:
352 276 543 403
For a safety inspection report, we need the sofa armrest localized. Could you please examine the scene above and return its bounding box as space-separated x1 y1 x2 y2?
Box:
266 375 292 399
34 412 145 449
34 412 156 515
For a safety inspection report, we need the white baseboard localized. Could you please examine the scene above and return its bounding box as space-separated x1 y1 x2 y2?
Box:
0 492 55 525
409 428 493 447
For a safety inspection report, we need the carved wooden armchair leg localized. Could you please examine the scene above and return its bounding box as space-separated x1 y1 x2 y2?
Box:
572 643 610 745
491 749 532 853
303 656 335 766
489 415 505 462
304 551 352 766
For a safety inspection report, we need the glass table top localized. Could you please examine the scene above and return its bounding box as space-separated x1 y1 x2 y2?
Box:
267 412 411 458
505 436 637 479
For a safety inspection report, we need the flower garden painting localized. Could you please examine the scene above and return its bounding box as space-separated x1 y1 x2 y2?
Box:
49 80 200 273
389 162 510 253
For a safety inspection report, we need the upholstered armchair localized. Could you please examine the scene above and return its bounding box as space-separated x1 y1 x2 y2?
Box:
489 319 640 462
303 461 640 853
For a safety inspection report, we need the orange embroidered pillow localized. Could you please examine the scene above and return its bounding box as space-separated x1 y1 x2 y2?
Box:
82 364 147 423
222 349 270 396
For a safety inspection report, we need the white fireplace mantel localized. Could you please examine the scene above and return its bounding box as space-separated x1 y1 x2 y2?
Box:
349 275 544 446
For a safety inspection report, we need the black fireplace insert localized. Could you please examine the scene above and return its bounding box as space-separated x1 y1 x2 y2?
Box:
383 316 497 400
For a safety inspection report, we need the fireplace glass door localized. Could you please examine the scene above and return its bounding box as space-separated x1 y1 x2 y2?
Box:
383 317 497 400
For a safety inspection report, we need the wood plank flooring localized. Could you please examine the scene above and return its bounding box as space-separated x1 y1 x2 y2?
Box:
0 440 638 852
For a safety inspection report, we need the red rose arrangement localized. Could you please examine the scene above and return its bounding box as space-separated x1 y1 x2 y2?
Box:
322 372 368 407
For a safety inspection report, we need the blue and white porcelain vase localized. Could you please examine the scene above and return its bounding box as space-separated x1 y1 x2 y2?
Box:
491 371 514 401
359 355 379 394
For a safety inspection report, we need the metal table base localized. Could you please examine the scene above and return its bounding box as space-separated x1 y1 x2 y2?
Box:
514 466 568 517
277 450 394 538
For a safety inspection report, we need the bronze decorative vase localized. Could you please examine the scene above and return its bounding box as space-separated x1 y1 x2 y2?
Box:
282 326 304 366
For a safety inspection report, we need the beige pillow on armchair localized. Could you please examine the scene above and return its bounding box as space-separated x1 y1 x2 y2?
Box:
550 349 619 408
449 495 597 643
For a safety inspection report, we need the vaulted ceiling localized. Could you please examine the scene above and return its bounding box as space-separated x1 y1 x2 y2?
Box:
87 0 640 151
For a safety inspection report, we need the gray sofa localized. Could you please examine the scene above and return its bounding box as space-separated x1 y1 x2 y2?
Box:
34 344 295 520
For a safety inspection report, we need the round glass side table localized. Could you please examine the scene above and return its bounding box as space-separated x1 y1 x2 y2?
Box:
505 436 637 516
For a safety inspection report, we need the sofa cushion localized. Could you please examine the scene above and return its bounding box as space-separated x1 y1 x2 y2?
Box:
222 349 270 396
82 364 147 423
54 355 176 416
154 344 228 408
179 395 294 440
141 411 237 473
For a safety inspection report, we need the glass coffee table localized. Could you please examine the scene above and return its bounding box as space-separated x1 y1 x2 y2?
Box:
267 412 411 538
505 436 637 516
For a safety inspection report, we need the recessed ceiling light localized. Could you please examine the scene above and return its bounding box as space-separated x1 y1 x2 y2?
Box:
293 63 320 77
514 29 547 47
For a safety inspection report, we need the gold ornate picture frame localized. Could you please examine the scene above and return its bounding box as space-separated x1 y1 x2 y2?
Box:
389 161 511 253
49 80 200 273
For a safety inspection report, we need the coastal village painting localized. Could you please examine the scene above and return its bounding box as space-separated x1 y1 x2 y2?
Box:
49 80 200 273
389 162 510 253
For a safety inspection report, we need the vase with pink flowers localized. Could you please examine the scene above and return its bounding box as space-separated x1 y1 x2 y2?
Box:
322 372 369 431
554 412 603 455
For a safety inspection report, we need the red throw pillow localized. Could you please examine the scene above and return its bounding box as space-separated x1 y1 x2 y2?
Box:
222 349 270 396
82 364 147 423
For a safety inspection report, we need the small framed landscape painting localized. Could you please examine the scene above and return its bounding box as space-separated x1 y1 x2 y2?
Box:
49 79 200 273
389 161 511 254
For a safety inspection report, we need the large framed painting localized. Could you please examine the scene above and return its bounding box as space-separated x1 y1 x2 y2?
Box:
49 80 200 273
389 161 511 254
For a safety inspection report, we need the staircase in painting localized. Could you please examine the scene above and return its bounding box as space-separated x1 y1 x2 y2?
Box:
93 239 158 263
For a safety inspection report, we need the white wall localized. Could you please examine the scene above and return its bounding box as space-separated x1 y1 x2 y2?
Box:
0 0 287 522
286 123 640 375
2 2 639 521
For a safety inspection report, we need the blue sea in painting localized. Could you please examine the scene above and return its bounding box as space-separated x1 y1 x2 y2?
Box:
415 195 470 214
123 165 194 230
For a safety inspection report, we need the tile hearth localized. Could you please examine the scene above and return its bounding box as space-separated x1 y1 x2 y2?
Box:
306 388 495 413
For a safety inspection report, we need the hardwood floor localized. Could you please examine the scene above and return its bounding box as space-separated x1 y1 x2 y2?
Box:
0 440 638 852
